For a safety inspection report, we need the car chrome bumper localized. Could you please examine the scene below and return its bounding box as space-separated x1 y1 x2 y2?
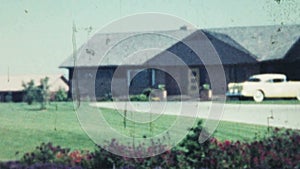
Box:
226 92 243 97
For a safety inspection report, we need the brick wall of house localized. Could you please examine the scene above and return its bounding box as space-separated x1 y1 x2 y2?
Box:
68 64 260 101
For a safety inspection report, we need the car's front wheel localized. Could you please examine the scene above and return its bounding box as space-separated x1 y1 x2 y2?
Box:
297 91 300 101
253 90 264 102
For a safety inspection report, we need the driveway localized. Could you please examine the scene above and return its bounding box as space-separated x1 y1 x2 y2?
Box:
91 101 300 129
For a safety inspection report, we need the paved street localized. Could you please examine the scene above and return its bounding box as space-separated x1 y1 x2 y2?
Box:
91 101 300 129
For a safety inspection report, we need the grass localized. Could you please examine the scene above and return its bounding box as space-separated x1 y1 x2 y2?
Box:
0 102 273 161
226 98 300 104
100 107 178 138
99 107 270 142
0 102 95 161
213 120 270 141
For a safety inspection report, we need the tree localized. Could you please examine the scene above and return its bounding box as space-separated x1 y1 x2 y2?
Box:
22 77 50 109
274 0 281 4
36 77 50 109
22 80 37 105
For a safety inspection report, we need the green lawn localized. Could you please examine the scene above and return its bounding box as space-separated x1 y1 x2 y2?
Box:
0 102 95 161
226 99 300 104
0 102 271 161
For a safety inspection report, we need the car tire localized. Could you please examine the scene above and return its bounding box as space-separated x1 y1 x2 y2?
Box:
297 91 300 101
253 90 264 102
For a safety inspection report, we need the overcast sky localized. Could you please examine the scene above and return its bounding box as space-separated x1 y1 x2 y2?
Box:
0 0 299 76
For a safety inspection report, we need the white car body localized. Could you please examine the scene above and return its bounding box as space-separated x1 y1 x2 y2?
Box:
227 74 300 102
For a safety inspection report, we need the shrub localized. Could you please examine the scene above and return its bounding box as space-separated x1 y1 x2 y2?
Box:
187 127 300 169
54 88 68 101
129 94 148 101
0 161 84 169
97 93 113 101
142 88 153 97
4 92 12 102
91 137 176 169
202 83 210 90
247 128 300 169
158 84 165 91
173 120 212 168
19 142 92 169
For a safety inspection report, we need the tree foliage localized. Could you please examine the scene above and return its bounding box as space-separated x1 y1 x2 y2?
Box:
274 0 281 4
22 77 50 109
37 77 50 109
22 80 36 105
54 88 68 101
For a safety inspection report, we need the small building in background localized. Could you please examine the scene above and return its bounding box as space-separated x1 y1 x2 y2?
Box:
0 74 69 102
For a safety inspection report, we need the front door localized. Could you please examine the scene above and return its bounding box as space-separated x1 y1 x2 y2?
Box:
188 68 200 96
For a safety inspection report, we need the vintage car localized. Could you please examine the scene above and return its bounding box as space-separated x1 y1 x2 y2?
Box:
226 74 300 102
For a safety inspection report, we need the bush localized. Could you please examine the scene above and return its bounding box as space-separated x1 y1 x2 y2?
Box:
4 92 12 102
178 126 300 169
91 137 176 169
0 161 84 169
175 120 211 168
142 88 153 97
129 94 148 101
19 142 92 169
54 88 68 101
97 93 113 101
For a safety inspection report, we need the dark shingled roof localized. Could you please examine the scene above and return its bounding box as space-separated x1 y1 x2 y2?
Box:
210 24 300 61
284 38 300 62
60 25 300 68
145 30 257 66
59 29 196 68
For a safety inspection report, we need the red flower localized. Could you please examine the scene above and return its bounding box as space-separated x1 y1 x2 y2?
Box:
210 138 217 144
69 150 83 163
56 152 63 159
253 157 259 165
284 158 292 165
224 140 231 147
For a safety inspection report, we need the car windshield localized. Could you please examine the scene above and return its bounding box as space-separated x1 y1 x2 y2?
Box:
247 78 260 82
273 78 285 83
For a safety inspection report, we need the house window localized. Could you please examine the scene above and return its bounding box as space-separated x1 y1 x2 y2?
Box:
151 69 155 86
127 70 137 86
127 69 150 87
127 69 155 87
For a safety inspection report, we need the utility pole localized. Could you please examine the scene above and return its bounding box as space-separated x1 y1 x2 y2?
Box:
7 66 10 82
72 21 81 108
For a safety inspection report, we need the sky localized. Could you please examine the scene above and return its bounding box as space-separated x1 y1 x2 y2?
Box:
0 0 299 77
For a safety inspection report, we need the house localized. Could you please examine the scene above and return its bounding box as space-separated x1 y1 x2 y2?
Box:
60 27 260 100
0 74 69 102
60 24 300 101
